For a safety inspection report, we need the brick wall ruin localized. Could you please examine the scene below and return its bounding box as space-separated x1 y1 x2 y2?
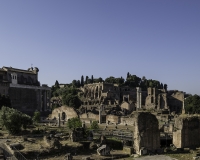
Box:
173 116 200 148
132 112 160 154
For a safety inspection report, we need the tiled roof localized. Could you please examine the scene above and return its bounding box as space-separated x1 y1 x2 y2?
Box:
2 67 36 74
0 68 6 72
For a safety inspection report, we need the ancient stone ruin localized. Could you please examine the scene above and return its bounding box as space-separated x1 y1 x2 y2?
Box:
132 112 160 155
97 135 110 156
173 115 200 148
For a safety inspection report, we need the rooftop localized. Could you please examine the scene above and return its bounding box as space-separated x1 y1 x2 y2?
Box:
2 66 38 75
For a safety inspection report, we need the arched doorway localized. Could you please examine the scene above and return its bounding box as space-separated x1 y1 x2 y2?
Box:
62 112 66 120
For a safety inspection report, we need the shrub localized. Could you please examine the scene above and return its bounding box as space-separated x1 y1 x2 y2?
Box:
90 121 99 130
66 117 82 129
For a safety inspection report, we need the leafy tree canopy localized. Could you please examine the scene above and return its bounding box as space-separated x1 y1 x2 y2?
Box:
66 117 82 129
185 94 200 114
0 106 32 134
90 121 99 130
32 111 41 123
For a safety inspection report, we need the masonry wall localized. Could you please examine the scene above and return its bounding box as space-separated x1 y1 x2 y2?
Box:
9 87 38 112
51 106 78 120
80 112 99 121
132 112 160 154
0 82 9 95
106 115 120 124
173 116 200 148
168 91 184 113
121 117 134 125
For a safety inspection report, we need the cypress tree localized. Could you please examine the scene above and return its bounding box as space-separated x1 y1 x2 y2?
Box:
81 75 84 86
91 75 94 83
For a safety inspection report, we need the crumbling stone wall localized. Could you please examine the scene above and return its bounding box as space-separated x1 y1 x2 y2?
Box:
106 115 120 124
132 112 160 154
51 106 78 120
145 88 184 113
121 101 135 112
120 116 134 125
173 116 200 148
80 83 120 105
168 91 184 113
80 112 99 123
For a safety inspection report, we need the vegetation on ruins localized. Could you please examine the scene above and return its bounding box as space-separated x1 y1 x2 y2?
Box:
0 106 32 134
51 80 60 97
77 72 166 90
50 72 167 109
51 80 82 109
32 111 41 123
0 94 11 109
66 117 82 129
185 94 200 113
90 121 99 130
62 88 82 109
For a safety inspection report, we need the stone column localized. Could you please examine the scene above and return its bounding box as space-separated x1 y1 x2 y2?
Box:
139 91 142 109
99 105 102 124
39 90 42 111
58 113 61 127
37 89 41 111
136 87 141 109
43 90 47 111
182 96 185 114
45 90 47 111
164 96 168 109
48 90 51 111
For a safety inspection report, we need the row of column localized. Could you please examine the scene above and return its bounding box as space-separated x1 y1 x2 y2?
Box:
37 89 51 111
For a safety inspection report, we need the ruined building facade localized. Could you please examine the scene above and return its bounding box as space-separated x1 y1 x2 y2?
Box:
79 83 148 114
145 87 184 113
173 116 200 148
132 112 160 154
0 66 51 113
79 83 184 114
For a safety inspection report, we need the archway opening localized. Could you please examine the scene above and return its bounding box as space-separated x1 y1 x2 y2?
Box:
62 112 66 120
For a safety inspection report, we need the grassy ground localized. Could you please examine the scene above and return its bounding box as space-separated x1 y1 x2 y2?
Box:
165 152 195 160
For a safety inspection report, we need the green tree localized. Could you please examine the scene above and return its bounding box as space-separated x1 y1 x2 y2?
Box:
66 117 82 129
5 111 22 134
21 114 32 130
91 75 94 83
85 76 89 84
90 121 99 129
160 83 163 89
164 84 168 90
62 94 81 109
185 94 200 113
32 111 41 123
81 75 84 86
55 80 60 88
0 106 32 134
76 80 81 88
98 77 103 83
142 76 146 81
127 72 130 79
51 80 61 97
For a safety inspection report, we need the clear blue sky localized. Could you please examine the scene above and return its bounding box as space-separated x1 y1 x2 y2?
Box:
0 1 200 95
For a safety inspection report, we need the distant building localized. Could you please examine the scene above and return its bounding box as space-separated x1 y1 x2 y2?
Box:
0 66 51 114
